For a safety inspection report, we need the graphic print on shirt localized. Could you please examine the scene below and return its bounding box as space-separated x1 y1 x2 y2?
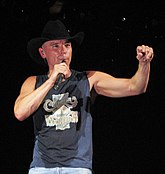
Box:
43 92 78 130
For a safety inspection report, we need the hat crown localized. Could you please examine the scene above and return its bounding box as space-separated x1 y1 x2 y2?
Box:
41 20 70 40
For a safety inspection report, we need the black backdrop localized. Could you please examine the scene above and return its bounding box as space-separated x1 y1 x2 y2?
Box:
0 0 165 173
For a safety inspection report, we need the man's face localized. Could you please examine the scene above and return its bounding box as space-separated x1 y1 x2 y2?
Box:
40 39 72 67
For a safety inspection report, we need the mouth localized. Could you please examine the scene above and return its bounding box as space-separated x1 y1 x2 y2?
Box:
58 56 66 63
57 59 66 64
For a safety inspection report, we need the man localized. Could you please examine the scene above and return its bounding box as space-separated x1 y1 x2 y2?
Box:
14 20 154 174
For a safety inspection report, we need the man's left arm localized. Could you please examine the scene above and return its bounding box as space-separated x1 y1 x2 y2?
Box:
88 45 154 97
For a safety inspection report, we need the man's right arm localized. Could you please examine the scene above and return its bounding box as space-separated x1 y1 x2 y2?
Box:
14 76 55 121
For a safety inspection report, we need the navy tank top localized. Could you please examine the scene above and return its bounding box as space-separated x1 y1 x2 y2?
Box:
30 69 93 170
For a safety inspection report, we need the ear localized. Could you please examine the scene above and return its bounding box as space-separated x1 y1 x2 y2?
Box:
38 47 46 58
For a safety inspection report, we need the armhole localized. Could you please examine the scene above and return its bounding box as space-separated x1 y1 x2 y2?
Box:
90 87 98 105
35 76 39 89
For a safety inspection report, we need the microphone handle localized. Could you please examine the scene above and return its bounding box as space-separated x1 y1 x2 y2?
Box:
54 73 64 90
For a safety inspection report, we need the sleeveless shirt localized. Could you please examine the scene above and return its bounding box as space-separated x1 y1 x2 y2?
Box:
30 69 93 170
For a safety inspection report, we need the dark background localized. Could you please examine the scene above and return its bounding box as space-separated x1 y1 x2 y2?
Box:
0 0 165 173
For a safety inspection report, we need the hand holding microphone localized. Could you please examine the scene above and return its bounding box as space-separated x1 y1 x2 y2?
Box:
52 61 70 90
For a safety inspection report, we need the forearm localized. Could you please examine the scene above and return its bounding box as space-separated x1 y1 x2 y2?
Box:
130 62 150 94
14 79 54 121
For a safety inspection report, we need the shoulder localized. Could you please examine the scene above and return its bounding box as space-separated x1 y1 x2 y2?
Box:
21 76 37 91
86 70 107 80
86 70 114 91
86 71 100 90
23 76 36 85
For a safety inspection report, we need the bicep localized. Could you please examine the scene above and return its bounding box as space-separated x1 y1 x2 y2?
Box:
89 71 131 97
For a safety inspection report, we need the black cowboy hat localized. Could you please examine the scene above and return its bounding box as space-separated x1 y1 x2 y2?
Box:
27 19 84 66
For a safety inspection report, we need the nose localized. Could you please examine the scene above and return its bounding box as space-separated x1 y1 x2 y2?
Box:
60 44 67 54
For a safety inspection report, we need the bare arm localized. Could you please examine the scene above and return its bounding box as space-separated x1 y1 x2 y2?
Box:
14 76 55 121
14 62 71 121
88 45 154 97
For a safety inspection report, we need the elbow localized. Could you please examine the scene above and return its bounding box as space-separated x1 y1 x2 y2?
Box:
129 84 147 96
14 108 27 121
138 85 148 94
142 87 147 94
14 105 35 121
133 87 147 96
14 112 26 121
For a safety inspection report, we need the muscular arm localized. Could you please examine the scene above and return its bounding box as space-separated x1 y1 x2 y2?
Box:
88 63 150 97
88 45 153 97
14 62 71 121
14 76 55 121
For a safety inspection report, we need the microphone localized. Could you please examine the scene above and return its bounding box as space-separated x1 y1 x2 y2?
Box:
54 73 64 90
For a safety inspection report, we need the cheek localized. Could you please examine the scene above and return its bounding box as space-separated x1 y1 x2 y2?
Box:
68 50 72 56
67 48 72 56
47 51 58 58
